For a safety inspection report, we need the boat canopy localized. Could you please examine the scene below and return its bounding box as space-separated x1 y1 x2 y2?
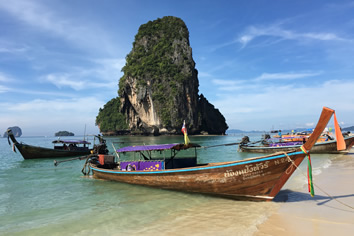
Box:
117 143 200 153
52 140 91 145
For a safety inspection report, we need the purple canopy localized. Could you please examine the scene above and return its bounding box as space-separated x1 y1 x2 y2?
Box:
117 143 179 153
116 143 200 153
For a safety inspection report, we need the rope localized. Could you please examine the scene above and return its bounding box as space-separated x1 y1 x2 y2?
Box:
200 142 240 149
283 151 354 210
112 143 120 163
54 155 88 166
81 155 92 175
200 139 263 149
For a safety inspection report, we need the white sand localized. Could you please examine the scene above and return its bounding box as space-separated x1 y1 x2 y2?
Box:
256 151 354 236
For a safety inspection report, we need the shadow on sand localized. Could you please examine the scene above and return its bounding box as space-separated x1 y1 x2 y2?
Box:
274 189 354 206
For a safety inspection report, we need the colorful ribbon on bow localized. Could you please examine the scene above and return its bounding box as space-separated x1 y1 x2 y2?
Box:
301 145 314 197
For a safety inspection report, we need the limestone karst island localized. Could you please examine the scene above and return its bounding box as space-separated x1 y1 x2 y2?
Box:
96 16 228 135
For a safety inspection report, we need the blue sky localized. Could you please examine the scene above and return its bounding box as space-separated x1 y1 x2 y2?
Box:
1 0 354 136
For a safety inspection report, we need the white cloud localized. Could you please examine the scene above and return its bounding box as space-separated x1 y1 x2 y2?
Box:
305 123 315 127
303 33 341 41
210 79 247 91
0 72 12 93
0 45 28 54
198 71 213 78
212 79 241 86
43 73 118 91
89 58 125 81
0 85 9 93
0 72 12 82
7 97 102 112
254 72 322 81
0 0 116 54
0 97 105 136
238 23 347 48
239 35 253 45
4 88 75 97
0 0 65 33
44 74 86 90
211 79 354 130
211 71 321 92
41 57 124 90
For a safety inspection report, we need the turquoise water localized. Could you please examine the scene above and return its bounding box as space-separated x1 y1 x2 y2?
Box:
0 134 339 235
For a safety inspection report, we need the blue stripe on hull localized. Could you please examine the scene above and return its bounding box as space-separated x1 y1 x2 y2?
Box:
91 151 303 175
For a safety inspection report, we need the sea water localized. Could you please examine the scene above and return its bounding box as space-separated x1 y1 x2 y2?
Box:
0 134 339 235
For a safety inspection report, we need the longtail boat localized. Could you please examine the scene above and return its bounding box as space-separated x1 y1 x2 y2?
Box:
7 129 108 159
83 107 344 201
239 136 354 154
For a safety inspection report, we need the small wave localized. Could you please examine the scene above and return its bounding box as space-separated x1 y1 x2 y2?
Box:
312 169 322 176
322 159 332 169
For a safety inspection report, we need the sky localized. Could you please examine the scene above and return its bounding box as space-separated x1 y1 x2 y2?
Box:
1 0 354 136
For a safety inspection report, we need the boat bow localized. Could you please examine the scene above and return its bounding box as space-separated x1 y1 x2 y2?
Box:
302 107 344 152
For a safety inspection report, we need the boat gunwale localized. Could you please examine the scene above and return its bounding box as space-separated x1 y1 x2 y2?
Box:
90 150 303 175
241 136 354 150
17 142 90 151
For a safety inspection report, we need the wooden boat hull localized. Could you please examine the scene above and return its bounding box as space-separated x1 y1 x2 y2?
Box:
239 136 354 154
7 129 95 159
14 143 91 159
90 151 305 201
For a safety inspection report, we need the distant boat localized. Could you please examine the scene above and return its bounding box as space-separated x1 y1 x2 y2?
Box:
272 130 330 143
239 136 354 154
82 107 341 201
7 129 107 159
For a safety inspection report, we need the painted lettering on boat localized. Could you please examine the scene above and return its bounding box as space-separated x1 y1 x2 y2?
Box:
224 161 270 179
273 157 291 165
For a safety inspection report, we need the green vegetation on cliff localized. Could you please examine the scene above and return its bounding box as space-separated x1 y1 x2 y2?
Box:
96 97 128 132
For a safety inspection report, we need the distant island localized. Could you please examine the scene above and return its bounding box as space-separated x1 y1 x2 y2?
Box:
3 126 22 138
226 129 264 134
55 131 74 136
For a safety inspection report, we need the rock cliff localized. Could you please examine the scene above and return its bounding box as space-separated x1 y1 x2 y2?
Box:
198 94 228 134
97 16 228 135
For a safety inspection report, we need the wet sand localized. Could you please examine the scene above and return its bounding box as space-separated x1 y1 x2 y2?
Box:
256 150 354 235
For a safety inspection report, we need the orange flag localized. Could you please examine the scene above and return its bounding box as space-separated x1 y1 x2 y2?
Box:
333 112 346 150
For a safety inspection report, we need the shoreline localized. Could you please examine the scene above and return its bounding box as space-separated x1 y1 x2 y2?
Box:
255 150 354 235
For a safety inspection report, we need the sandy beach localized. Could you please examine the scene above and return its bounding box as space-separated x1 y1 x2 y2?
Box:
256 149 354 236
